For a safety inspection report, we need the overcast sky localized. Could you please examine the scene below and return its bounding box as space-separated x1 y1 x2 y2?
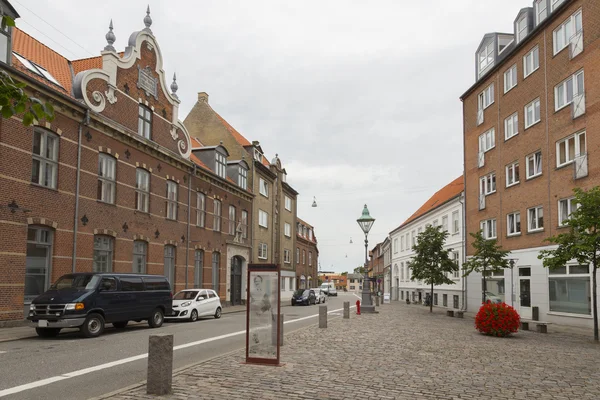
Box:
14 0 528 274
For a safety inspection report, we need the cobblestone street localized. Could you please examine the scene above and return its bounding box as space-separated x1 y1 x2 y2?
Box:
102 302 600 400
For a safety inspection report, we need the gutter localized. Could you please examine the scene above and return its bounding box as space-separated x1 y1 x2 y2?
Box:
71 110 90 272
185 163 196 288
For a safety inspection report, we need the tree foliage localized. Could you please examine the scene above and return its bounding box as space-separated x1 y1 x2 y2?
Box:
538 187 600 341
409 225 457 312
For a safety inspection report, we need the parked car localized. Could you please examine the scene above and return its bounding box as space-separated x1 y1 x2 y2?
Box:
320 282 338 296
485 291 503 304
291 289 316 306
28 273 172 338
165 289 222 322
314 289 327 304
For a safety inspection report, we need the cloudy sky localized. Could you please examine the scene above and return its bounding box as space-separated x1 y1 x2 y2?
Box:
14 0 528 274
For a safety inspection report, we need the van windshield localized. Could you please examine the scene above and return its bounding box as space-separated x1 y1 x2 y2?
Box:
50 275 100 291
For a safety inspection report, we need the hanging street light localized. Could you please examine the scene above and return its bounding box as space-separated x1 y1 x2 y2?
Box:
312 196 317 207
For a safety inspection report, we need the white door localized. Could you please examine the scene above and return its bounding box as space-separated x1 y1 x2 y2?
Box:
518 267 532 319
196 290 212 317
207 290 219 315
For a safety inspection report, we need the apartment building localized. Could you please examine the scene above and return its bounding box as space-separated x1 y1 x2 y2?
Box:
369 243 385 294
0 6 253 321
296 218 318 289
390 177 465 309
382 237 392 299
346 273 363 295
461 0 598 326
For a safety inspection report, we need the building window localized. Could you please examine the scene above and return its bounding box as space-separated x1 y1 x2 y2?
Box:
528 206 544 232
213 199 222 231
441 216 448 232
296 248 300 263
93 235 113 272
443 294 448 307
558 197 578 226
549 264 590 315
302 250 306 264
285 196 292 211
309 251 312 266
411 230 416 246
523 46 540 78
478 42 494 77
504 113 519 140
480 219 497 239
452 211 459 234
535 0 548 24
259 178 269 197
551 0 564 11
194 250 203 288
258 243 268 260
557 131 586 168
453 295 459 309
284 249 291 264
555 70 584 112
24 227 53 302
506 161 520 187
504 64 517 94
196 192 206 227
228 205 236 235
479 172 496 196
258 209 268 228
135 168 150 212
284 222 291 237
238 167 247 190
164 245 175 285
553 9 582 55
241 210 248 238
138 105 152 139
478 84 495 111
98 153 116 204
516 17 528 43
132 240 147 273
400 262 405 281
479 128 495 154
524 98 541 128
526 151 542 179
433 293 438 305
398 237 402 253
215 152 227 179
13 52 62 85
0 20 10 64
212 252 220 292
166 180 178 220
31 129 59 189
452 251 460 278
507 212 521 236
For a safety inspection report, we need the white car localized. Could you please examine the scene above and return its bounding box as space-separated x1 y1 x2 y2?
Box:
314 289 327 304
166 289 222 322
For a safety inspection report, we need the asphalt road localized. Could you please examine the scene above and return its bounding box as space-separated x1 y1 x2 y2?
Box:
0 294 356 400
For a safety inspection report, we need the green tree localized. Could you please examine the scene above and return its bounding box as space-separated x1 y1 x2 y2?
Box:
538 187 600 342
353 266 366 275
409 225 458 313
341 271 348 276
462 230 510 304
0 16 55 126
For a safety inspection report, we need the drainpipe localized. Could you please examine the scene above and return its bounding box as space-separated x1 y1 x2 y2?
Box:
459 192 467 311
185 163 195 289
71 110 89 273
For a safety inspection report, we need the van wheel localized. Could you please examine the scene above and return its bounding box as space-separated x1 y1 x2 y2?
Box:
148 308 164 328
113 321 128 329
35 327 61 338
81 313 105 338
214 307 222 319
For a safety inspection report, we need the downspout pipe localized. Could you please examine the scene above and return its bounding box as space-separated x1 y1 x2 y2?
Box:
72 110 89 273
459 192 467 312
185 163 195 289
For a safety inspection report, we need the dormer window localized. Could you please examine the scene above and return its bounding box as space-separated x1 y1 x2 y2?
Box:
138 105 152 139
215 152 227 179
478 42 494 78
551 0 564 12
535 0 548 24
0 18 10 64
253 148 262 162
238 166 247 190
13 52 62 86
517 17 529 43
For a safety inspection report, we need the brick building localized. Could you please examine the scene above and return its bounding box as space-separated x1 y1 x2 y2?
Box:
461 0 599 326
295 218 318 289
369 243 385 294
0 6 252 321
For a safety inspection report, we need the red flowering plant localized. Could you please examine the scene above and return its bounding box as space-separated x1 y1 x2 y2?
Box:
475 302 520 337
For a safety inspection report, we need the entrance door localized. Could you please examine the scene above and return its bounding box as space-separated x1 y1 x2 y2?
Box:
230 256 243 306
24 227 53 315
518 267 532 319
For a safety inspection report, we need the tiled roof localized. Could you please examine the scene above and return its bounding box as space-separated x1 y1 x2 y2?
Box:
213 111 271 167
71 52 123 75
393 176 464 232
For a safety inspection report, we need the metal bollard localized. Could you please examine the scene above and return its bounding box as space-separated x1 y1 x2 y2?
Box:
147 334 173 395
271 314 284 346
343 301 350 319
375 296 380 307
319 305 327 328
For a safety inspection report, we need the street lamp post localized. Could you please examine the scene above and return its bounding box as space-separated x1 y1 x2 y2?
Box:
508 258 518 306
357 204 376 313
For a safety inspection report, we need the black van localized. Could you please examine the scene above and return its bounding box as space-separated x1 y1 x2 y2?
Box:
28 273 172 338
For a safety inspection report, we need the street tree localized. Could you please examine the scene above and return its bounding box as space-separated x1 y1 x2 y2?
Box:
409 225 458 313
538 187 600 342
462 230 510 304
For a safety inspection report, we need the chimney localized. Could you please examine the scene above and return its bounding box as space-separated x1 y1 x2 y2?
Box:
198 92 209 103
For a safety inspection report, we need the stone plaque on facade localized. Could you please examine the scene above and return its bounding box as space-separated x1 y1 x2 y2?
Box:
137 66 158 99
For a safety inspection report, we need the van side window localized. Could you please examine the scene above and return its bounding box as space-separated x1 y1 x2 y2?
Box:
100 277 117 291
143 277 170 291
120 276 144 291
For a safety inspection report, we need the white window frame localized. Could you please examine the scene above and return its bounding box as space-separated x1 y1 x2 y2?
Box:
258 243 268 260
504 64 517 93
478 84 495 111
507 212 521 236
517 17 529 43
213 199 221 231
238 167 247 190
524 98 541 129
535 0 548 25
93 235 114 272
196 192 206 227
138 105 152 139
528 206 544 232
551 0 564 12
166 180 178 220
284 222 291 237
479 128 495 153
523 46 540 78
452 251 460 278
526 151 543 179
553 9 582 55
215 152 227 179
479 172 496 196
309 251 312 266
133 240 147 274
98 153 116 204
478 42 494 77
557 131 586 168
284 195 292 211
258 209 268 228
259 178 269 197
452 211 459 234
558 197 578 226
504 112 519 140
31 128 59 189
480 219 497 239
241 210 248 238
135 168 150 213
442 216 448 232
554 70 584 112
228 205 236 235
506 161 520 187
411 230 416 246
284 249 291 264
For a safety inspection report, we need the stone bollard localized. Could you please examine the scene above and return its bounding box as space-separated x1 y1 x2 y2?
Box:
520 321 529 331
147 334 173 395
536 323 547 334
271 314 284 346
456 311 464 318
319 305 327 328
446 310 454 317
343 301 350 319
375 296 380 307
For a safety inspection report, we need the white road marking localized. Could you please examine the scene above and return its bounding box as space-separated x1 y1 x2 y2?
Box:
0 306 353 398
0 351 6 354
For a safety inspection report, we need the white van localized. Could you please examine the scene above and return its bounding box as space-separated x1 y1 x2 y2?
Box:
320 282 337 297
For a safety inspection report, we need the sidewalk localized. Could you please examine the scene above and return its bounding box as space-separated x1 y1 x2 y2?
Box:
98 301 600 400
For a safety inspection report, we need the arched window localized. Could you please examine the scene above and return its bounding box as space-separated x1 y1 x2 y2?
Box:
133 240 147 273
98 153 116 204
93 235 114 272
164 245 176 285
212 252 220 293
194 250 204 288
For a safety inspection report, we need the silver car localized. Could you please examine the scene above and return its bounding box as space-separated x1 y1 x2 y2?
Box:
313 289 327 304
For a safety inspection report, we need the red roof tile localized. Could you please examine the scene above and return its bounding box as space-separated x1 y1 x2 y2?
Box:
71 52 125 75
214 112 251 147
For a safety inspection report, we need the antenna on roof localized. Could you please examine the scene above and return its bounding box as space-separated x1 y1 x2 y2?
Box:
104 19 116 52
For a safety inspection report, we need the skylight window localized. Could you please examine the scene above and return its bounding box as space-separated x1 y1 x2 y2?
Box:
13 52 62 87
